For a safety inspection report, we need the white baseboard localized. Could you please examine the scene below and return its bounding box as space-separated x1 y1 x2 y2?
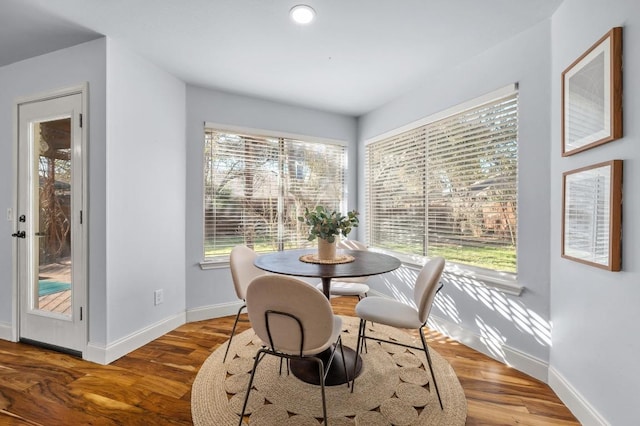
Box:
0 321 16 342
85 311 186 365
548 367 608 426
427 313 549 382
81 301 245 364
186 301 244 323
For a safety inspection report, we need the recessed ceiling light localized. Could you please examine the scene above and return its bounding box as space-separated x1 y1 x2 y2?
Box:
290 5 316 25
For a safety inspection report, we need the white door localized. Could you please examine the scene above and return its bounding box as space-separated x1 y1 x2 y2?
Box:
16 92 86 355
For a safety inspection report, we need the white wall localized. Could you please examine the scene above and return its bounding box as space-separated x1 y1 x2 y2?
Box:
549 1 640 424
101 39 186 354
358 21 553 378
0 38 187 363
0 39 107 342
184 86 358 317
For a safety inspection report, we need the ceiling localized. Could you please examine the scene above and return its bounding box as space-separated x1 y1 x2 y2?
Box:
2 0 563 116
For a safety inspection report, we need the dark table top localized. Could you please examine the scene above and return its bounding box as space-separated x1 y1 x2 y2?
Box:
254 249 401 279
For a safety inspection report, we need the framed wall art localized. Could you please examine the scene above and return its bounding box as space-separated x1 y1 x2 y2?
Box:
561 27 622 156
562 160 622 271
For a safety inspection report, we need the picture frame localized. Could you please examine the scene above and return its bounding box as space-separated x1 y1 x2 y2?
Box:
562 160 622 271
561 27 623 156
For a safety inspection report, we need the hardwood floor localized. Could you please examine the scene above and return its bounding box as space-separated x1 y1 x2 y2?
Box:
0 297 579 425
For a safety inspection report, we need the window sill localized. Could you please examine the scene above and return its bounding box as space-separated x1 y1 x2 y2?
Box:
199 257 229 270
370 248 523 296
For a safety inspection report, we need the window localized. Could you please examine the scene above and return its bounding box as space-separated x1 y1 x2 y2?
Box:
203 127 346 259
366 86 518 273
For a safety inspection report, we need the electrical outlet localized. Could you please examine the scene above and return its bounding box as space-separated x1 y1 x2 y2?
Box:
6 208 12 221
154 289 164 306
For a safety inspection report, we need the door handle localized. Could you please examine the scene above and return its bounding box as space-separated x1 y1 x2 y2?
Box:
11 231 26 238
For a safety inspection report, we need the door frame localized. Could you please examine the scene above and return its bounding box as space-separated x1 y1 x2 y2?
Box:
11 83 89 353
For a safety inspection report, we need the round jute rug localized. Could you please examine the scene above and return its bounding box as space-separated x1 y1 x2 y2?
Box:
191 316 467 425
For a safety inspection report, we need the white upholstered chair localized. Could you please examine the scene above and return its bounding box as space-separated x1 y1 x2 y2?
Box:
315 239 370 299
351 256 446 409
224 245 265 363
239 274 348 425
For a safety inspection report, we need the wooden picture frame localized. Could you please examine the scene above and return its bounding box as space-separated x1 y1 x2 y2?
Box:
561 27 622 156
562 160 622 271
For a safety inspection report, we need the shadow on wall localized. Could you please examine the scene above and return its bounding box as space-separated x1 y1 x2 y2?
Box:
380 265 551 363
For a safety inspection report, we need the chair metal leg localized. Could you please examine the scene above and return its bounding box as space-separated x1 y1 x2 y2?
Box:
354 295 368 353
351 318 366 393
238 348 267 425
278 358 291 376
336 336 349 388
361 292 372 353
360 320 369 354
349 319 442 408
419 327 443 410
313 357 328 425
224 304 246 363
362 324 368 354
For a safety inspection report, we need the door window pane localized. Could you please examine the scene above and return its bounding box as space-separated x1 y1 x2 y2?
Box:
35 119 72 315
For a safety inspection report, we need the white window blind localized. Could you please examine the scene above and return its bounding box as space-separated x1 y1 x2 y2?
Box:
366 90 518 273
365 129 427 254
564 166 611 265
204 129 346 258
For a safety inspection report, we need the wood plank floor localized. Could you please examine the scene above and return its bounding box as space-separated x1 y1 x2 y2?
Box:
0 297 579 425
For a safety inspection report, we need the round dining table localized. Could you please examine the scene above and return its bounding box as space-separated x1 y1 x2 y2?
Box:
254 248 401 386
254 248 401 299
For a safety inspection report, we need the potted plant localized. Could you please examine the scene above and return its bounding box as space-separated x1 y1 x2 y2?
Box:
298 206 359 260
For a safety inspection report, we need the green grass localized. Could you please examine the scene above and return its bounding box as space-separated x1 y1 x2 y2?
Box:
205 238 516 273
428 245 516 273
205 242 273 257
204 237 311 257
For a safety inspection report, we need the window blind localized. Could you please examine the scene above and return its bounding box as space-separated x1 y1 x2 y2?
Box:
365 129 427 254
564 169 611 264
204 129 346 258
366 90 518 272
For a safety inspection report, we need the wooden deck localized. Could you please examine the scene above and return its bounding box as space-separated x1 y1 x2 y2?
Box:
38 289 71 315
37 259 72 315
